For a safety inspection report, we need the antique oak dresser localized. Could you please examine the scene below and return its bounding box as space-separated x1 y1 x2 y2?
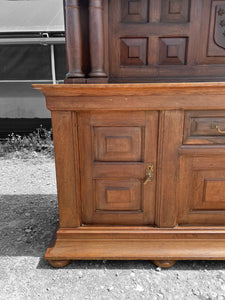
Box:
34 0 225 268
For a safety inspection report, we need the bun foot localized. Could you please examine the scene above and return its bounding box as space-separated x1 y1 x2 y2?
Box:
152 260 176 268
47 260 72 268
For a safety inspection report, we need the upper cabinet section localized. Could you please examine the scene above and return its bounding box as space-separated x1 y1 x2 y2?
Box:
108 0 225 82
63 0 225 83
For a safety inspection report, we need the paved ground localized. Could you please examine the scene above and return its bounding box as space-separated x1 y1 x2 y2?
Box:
1 156 225 300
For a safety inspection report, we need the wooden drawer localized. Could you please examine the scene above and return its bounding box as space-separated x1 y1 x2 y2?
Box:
184 111 225 144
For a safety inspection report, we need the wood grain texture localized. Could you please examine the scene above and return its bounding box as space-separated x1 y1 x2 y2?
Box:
155 110 183 228
56 227 225 240
93 126 142 161
33 0 225 265
198 0 225 63
33 83 225 112
89 0 107 78
33 81 225 264
64 0 85 78
78 111 158 225
45 238 225 260
107 0 225 81
177 154 225 225
184 110 225 144
33 82 225 97
62 0 225 82
51 111 81 228
161 0 190 23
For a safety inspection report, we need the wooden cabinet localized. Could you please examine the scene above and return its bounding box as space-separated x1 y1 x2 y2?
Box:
34 83 225 267
33 0 225 268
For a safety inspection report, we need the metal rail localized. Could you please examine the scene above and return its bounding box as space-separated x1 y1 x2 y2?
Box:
0 80 64 83
0 37 65 45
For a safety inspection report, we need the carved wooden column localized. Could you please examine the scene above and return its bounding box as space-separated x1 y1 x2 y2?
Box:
64 0 85 83
88 0 107 80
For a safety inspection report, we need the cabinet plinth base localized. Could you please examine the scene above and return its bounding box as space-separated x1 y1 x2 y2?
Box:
44 227 225 263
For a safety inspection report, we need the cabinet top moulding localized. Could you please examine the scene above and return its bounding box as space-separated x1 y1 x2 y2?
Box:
33 82 225 97
33 82 225 111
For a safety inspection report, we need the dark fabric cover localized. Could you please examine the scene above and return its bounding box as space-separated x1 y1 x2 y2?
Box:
0 44 67 80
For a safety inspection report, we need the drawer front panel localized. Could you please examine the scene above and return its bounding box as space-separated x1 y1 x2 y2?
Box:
184 111 225 144
178 155 225 225
78 111 158 225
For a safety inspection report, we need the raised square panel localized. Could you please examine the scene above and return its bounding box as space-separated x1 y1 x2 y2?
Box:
121 0 149 23
93 126 143 161
191 170 225 210
167 45 178 57
204 180 225 203
169 0 182 14
129 1 139 14
161 0 190 23
178 156 225 225
159 37 187 65
106 136 132 153
120 38 148 66
94 179 142 212
107 188 130 204
129 45 140 58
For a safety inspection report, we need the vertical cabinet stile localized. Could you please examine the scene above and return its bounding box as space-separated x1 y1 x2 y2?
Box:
51 111 81 228
155 110 184 228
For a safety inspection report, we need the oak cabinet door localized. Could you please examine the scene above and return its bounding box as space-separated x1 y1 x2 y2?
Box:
177 155 225 225
78 111 158 225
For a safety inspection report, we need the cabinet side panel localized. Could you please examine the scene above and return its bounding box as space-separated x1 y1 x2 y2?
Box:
156 110 183 227
51 111 81 227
